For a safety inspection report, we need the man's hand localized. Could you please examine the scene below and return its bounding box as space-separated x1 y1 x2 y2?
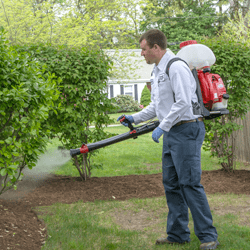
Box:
152 127 164 143
117 115 134 127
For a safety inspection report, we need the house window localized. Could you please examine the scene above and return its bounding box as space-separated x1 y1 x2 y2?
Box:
124 85 133 96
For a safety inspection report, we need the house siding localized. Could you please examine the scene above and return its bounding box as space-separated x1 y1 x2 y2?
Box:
107 81 148 104
105 49 175 103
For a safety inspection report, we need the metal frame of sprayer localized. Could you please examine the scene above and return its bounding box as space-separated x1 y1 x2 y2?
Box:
70 116 160 157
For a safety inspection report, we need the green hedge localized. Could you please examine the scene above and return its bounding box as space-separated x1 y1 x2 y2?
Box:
201 37 250 170
14 43 116 180
0 28 60 194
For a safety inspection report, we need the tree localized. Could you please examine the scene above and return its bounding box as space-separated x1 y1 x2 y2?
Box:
140 0 226 51
0 0 143 49
219 10 250 44
216 0 250 21
0 0 59 44
0 0 144 81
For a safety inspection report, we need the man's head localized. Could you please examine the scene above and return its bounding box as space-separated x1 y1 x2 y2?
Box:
139 29 167 65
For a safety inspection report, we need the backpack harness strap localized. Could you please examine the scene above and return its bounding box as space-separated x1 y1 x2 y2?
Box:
165 57 210 117
165 57 189 77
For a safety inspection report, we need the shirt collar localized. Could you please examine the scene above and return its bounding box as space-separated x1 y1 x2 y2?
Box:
155 51 171 72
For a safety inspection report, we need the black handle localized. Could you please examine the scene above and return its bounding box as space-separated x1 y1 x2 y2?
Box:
120 115 134 131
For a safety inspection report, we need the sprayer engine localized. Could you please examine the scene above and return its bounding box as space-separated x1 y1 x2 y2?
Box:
197 67 229 111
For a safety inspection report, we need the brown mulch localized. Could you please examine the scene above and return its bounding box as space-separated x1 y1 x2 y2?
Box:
0 169 250 250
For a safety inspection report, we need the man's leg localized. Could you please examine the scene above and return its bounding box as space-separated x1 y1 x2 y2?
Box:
169 121 218 243
161 131 191 243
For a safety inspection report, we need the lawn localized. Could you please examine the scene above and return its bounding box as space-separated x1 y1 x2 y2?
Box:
53 123 223 178
36 194 250 250
37 117 250 250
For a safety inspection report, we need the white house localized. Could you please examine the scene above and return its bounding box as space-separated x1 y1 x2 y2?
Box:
105 49 175 104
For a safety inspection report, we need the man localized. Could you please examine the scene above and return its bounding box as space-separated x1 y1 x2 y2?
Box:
117 29 219 250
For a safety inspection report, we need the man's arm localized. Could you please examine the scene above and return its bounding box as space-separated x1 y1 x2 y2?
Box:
132 101 157 125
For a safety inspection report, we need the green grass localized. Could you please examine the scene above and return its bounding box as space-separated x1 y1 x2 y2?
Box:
45 137 62 151
36 194 250 250
53 125 222 177
53 125 162 177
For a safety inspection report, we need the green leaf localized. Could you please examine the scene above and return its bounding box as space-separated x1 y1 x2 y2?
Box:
0 168 7 176
14 141 22 148
21 117 29 123
27 164 33 170
5 137 12 144
8 165 17 171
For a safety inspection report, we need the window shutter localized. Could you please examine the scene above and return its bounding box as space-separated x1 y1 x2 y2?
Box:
120 85 124 95
110 85 114 98
134 84 138 101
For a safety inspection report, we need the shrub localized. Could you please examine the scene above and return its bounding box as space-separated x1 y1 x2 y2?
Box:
107 98 120 114
201 37 250 171
15 43 116 180
0 28 60 194
114 95 141 113
140 85 151 107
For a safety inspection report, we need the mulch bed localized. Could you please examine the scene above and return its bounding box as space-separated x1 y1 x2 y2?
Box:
0 169 250 250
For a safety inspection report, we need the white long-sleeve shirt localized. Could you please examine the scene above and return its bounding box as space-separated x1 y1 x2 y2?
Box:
132 51 202 132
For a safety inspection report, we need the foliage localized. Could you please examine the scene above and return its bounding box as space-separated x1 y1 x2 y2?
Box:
0 0 146 87
114 94 141 113
140 0 226 51
0 0 142 49
201 37 250 171
219 11 250 44
0 27 60 194
15 43 116 180
226 0 250 20
140 85 151 107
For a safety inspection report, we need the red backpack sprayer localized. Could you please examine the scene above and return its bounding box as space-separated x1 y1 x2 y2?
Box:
176 40 229 116
70 41 229 157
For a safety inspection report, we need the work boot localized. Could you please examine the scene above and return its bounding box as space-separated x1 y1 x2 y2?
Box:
155 238 189 245
200 240 220 249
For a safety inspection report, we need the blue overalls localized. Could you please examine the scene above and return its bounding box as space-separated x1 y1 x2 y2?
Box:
162 119 218 243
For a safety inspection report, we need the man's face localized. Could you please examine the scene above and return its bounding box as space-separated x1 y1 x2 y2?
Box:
140 39 157 65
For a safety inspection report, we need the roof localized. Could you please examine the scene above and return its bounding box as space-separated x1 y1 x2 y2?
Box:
105 49 175 82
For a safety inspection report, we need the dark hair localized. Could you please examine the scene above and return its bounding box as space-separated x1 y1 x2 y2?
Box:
139 29 167 50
